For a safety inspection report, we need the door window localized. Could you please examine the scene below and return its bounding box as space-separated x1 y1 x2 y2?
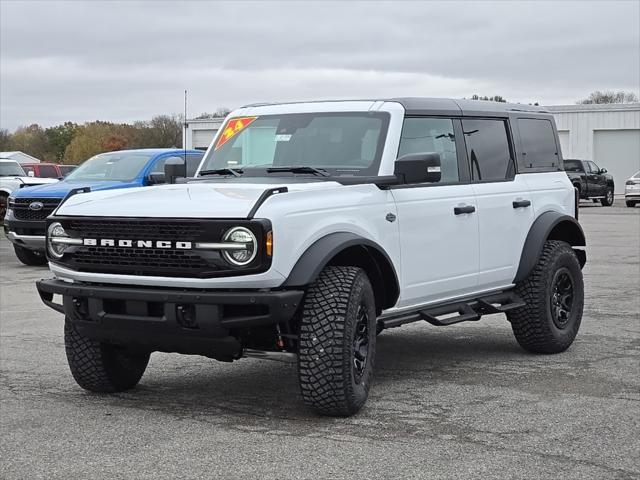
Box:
587 161 600 173
398 118 459 183
462 119 514 182
151 154 204 178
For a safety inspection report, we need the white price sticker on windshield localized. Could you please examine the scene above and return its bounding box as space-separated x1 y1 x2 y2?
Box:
275 134 292 142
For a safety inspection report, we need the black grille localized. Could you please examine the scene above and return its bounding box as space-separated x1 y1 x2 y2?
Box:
13 198 61 221
67 219 205 241
73 246 208 272
55 217 271 278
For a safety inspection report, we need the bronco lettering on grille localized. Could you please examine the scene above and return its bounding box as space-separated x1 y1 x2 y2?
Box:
82 239 193 249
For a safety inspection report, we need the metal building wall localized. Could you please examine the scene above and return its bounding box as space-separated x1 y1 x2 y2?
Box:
549 104 640 159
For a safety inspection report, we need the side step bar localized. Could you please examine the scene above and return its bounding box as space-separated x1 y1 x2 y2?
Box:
378 291 525 331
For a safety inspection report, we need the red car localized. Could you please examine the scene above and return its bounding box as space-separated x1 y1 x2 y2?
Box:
21 163 76 178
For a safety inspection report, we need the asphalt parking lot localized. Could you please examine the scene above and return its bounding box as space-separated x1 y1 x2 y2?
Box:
1 202 638 480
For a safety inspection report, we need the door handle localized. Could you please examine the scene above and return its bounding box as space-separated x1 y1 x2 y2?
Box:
512 200 531 209
454 205 476 215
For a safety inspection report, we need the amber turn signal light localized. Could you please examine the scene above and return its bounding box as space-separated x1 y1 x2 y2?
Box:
266 231 273 257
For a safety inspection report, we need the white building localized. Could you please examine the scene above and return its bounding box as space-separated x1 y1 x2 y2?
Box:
0 151 41 164
548 103 640 193
183 118 225 150
183 103 640 193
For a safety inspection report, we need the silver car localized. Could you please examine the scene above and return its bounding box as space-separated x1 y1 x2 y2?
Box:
626 171 640 207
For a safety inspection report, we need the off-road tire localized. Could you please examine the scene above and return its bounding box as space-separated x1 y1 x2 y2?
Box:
626 200 637 208
0 193 7 221
298 266 377 417
64 319 150 392
601 187 614 206
13 245 48 266
508 240 584 354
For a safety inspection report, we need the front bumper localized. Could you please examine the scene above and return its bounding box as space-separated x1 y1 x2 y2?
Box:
36 279 304 359
4 217 46 251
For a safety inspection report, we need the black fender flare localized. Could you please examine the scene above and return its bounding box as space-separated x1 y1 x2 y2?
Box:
513 211 586 284
282 232 400 310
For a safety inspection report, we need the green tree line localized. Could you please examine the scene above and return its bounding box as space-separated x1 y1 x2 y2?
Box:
0 115 184 164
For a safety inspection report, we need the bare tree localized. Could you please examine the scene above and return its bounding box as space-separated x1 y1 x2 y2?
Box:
577 90 639 104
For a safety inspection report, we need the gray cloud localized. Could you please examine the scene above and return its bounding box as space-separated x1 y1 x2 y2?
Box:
1 0 638 129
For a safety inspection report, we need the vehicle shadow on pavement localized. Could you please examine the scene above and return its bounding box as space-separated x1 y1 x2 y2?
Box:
79 323 529 421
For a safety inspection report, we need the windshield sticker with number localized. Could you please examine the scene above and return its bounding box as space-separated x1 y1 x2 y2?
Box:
215 117 258 150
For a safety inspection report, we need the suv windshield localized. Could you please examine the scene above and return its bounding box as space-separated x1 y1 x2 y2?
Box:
0 161 26 177
64 152 154 182
200 112 390 177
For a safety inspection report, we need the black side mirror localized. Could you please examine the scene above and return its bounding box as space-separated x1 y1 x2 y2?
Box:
164 157 186 184
147 173 166 185
394 152 441 184
600 168 607 174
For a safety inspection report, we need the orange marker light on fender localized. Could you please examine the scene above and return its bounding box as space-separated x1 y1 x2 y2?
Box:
266 231 273 257
215 117 258 150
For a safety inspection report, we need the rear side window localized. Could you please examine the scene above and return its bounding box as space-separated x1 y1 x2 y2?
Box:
39 165 59 178
563 160 583 172
517 118 559 170
462 119 514 181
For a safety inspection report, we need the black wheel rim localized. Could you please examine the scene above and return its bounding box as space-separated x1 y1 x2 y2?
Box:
551 268 574 329
352 304 369 383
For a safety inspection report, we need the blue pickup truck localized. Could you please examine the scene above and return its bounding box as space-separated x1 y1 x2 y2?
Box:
4 148 203 265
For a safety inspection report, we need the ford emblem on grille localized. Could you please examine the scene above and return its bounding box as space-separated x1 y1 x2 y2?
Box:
28 201 44 211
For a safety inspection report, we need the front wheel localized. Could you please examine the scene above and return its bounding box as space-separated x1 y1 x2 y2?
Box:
13 245 48 266
297 266 377 416
507 241 584 354
64 319 150 392
601 188 614 206
626 200 637 208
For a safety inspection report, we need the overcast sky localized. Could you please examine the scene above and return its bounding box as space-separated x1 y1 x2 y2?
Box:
1 0 639 130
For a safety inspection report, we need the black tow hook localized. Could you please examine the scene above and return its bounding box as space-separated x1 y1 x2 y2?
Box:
176 304 198 329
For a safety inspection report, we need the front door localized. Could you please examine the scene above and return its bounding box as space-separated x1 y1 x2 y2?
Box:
391 117 479 308
586 161 607 196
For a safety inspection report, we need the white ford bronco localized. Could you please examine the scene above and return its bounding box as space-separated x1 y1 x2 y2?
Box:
37 98 586 416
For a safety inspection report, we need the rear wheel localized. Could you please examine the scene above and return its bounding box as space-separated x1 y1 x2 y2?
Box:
507 241 584 354
13 245 48 266
64 319 149 392
601 188 614 206
626 200 637 208
297 266 377 416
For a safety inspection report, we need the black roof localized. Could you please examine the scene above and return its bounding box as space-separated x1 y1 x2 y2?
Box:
391 97 549 116
242 97 550 117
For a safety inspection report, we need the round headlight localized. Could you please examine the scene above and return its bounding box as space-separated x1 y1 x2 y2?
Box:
222 227 257 266
47 222 68 259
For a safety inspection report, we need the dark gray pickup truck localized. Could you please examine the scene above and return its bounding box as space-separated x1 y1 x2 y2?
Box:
564 159 615 206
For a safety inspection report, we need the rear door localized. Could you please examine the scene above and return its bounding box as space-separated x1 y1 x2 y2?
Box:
464 118 535 290
391 117 479 307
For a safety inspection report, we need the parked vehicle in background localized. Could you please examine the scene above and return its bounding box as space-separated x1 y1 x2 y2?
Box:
4 148 203 265
625 171 640 207
21 162 76 179
564 159 615 206
36 99 586 416
0 159 58 220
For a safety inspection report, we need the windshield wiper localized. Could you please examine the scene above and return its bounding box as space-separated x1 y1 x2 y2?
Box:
199 168 243 177
266 166 330 177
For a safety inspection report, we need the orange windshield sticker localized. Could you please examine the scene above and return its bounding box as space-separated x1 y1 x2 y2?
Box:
215 117 258 150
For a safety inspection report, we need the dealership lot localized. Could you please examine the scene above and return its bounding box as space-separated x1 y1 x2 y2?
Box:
1 203 638 479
